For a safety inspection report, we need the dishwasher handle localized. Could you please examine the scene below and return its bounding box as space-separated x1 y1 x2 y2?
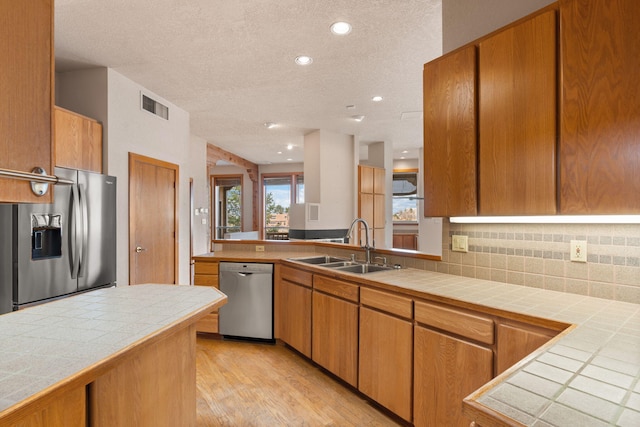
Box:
237 272 254 277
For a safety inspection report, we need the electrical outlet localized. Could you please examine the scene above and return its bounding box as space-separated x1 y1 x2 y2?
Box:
570 240 587 262
255 245 265 252
452 235 468 253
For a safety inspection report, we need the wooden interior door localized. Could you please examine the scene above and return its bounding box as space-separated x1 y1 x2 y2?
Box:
129 153 179 285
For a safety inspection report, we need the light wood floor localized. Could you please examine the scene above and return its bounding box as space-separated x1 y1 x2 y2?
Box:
196 336 403 426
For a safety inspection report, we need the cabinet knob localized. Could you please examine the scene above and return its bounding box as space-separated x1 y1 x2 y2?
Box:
135 246 146 253
470 421 477 427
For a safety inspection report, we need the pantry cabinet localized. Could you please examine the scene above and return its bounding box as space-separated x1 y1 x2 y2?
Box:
559 0 640 213
54 107 103 173
358 165 385 247
312 275 359 387
423 45 477 217
358 288 413 422
413 300 494 427
276 265 313 357
478 10 557 215
0 0 54 203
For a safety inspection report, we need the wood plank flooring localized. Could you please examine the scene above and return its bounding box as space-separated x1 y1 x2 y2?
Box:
196 336 403 426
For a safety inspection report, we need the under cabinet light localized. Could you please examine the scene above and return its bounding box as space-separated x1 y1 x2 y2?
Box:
450 215 640 224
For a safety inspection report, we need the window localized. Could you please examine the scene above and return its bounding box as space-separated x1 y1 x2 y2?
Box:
392 171 418 222
262 173 303 240
211 175 242 239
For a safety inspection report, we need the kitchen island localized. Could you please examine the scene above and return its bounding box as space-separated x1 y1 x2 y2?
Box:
0 284 226 426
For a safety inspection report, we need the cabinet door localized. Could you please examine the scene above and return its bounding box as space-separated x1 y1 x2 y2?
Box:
194 261 219 333
312 291 358 387
359 307 413 422
278 279 312 357
423 45 477 217
55 107 103 173
560 0 640 213
414 326 493 427
496 323 556 375
0 0 53 203
478 10 557 215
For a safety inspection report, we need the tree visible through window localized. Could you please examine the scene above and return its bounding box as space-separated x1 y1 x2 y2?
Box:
262 173 303 240
212 175 242 239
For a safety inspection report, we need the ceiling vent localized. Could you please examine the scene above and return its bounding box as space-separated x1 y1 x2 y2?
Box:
141 93 169 120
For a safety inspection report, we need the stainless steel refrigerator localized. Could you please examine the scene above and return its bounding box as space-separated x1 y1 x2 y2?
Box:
0 167 116 314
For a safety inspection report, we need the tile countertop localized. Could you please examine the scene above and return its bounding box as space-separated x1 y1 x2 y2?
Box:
367 268 640 427
199 251 640 426
0 284 226 414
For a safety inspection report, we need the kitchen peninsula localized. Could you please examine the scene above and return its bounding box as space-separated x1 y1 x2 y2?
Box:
0 284 226 426
196 241 640 426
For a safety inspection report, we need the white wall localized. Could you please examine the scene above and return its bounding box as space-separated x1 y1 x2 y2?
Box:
442 0 555 53
57 67 207 286
190 134 210 256
302 130 355 230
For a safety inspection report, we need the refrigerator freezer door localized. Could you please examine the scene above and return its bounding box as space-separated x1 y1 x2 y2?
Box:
15 167 78 305
76 169 116 291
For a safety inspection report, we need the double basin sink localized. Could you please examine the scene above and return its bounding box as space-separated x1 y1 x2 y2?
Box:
291 255 397 274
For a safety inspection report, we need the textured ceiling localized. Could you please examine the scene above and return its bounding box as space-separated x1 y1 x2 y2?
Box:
54 0 442 164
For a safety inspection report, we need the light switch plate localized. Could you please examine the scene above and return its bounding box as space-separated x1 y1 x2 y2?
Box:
452 235 468 253
570 240 587 262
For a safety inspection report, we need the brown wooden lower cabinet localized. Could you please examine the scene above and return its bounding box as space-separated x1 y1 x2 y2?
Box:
393 233 417 250
91 324 196 426
358 306 413 422
496 322 557 375
414 326 493 427
194 261 219 333
277 277 312 357
312 276 359 387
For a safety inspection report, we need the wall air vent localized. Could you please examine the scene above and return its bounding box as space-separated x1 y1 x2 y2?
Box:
141 93 169 120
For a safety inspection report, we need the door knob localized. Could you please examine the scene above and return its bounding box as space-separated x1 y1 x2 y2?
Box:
135 246 146 253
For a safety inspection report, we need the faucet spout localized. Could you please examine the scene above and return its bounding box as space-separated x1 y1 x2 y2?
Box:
345 218 373 264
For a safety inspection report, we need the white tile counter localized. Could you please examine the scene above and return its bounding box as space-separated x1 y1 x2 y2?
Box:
0 284 226 417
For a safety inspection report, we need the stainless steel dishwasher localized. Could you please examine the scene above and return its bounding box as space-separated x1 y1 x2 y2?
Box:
218 262 274 341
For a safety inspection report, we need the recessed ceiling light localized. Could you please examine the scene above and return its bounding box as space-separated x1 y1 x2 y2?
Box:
351 115 365 122
287 144 293 150
402 150 408 154
277 151 282 155
330 21 352 35
286 158 293 161
295 55 313 65
264 122 276 129
372 96 383 102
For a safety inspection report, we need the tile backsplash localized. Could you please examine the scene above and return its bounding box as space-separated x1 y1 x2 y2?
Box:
438 220 640 304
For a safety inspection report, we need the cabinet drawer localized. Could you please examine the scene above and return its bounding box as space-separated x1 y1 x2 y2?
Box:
313 275 359 303
194 262 219 275
281 265 312 288
196 313 218 333
360 287 412 320
194 274 218 287
415 301 494 345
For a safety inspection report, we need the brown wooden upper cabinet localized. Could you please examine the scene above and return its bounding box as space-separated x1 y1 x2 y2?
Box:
423 45 478 217
423 8 557 217
478 10 557 215
559 0 640 214
0 0 54 203
357 165 386 247
54 106 103 173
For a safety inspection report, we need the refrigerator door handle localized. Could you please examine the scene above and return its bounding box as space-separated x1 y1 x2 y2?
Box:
78 183 89 278
70 183 81 279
